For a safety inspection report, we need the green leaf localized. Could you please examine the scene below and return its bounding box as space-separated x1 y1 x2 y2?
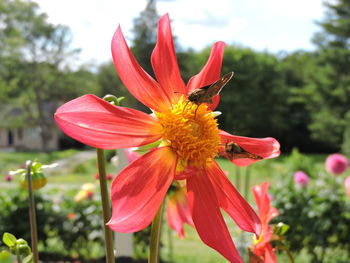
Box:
30 161 42 173
134 140 161 154
23 254 33 263
275 222 290 236
0 250 13 263
2 233 17 247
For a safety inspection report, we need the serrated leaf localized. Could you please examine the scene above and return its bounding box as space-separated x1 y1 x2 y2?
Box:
2 233 17 247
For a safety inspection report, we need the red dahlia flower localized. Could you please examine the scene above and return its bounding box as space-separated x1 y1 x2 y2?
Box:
55 14 280 263
251 182 279 263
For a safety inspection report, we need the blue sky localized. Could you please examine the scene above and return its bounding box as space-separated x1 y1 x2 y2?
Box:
35 0 326 65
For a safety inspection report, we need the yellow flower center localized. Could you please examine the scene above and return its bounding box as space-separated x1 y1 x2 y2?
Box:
156 96 220 169
253 232 264 245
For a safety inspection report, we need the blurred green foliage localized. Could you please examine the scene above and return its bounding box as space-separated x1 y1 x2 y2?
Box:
271 152 350 263
0 188 105 261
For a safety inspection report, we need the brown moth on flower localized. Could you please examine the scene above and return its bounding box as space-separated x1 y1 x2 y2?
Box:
188 72 234 105
225 141 263 161
186 72 234 117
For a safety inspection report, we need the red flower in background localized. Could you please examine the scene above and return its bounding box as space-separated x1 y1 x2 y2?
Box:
166 182 194 238
251 182 279 263
55 14 280 262
95 173 114 181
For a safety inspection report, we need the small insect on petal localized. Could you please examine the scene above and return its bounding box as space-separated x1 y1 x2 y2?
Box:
188 72 234 104
225 142 263 161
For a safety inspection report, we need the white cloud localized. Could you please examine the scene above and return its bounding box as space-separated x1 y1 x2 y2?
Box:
35 0 325 65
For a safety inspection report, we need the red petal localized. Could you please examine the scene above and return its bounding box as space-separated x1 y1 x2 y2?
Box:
187 42 226 93
151 14 186 101
111 26 172 112
166 188 194 238
187 172 243 263
252 183 279 225
167 198 185 238
55 94 163 149
108 147 177 232
264 244 277 263
207 161 261 236
252 183 270 221
220 130 281 166
187 42 225 110
209 95 220 111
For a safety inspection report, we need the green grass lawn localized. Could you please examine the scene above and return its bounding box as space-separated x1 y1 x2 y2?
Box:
0 149 328 262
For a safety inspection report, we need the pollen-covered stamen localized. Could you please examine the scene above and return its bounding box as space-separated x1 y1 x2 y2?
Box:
156 96 220 168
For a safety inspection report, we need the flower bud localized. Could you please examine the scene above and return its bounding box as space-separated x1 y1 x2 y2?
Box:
17 244 31 256
20 172 47 190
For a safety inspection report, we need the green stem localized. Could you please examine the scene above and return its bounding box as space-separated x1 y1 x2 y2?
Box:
148 202 164 263
16 250 22 263
26 161 39 263
279 246 295 263
168 223 173 263
96 148 115 263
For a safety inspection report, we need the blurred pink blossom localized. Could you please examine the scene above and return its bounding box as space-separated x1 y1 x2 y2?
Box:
294 171 309 187
4 175 13 182
95 173 114 181
325 154 349 175
345 176 350 198
124 148 140 163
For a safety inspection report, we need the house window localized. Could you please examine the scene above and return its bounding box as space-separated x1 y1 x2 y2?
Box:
8 130 13 145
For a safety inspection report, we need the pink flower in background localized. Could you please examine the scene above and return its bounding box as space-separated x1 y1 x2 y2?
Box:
124 148 140 163
345 176 350 198
294 171 309 187
4 175 13 182
325 154 349 175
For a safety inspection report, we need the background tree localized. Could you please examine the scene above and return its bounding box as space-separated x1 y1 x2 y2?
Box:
0 0 99 151
97 62 141 109
131 0 159 76
304 0 350 149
